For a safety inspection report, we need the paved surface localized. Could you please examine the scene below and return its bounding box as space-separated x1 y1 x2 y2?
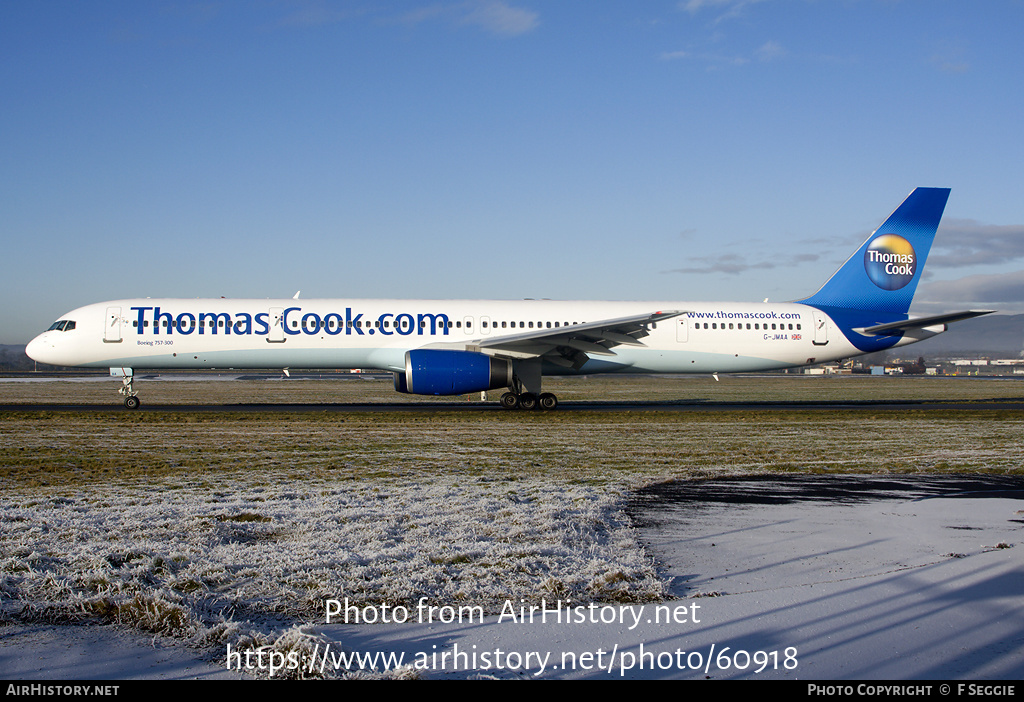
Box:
3 399 1024 413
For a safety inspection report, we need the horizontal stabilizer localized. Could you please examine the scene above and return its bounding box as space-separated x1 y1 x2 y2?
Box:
860 310 995 335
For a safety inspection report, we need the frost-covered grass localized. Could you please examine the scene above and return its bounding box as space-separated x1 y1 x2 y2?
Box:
1 469 661 675
1 377 1023 676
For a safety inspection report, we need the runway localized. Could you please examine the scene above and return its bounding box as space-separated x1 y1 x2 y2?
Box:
3 398 1024 413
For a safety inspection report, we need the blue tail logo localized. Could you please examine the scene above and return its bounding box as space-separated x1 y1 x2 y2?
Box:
799 187 950 314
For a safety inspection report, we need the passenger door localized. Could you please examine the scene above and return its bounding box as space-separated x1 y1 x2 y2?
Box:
812 311 829 346
268 307 286 343
104 307 122 343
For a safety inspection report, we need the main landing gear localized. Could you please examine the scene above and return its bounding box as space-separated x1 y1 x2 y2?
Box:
499 361 557 410
499 391 558 411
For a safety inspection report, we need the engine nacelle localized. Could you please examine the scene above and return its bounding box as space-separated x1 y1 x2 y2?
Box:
394 349 513 396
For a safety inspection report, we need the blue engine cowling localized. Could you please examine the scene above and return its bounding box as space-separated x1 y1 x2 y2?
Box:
394 349 513 396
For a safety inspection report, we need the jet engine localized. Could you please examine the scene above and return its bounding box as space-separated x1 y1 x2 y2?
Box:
393 349 514 396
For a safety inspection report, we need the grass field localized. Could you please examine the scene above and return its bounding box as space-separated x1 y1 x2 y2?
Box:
3 370 1024 405
1 374 1022 676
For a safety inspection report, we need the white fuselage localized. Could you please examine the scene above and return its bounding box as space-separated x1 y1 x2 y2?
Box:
25 297 931 375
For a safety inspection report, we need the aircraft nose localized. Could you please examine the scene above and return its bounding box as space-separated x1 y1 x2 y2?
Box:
26 334 56 365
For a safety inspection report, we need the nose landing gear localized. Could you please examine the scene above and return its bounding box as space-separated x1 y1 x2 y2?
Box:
112 367 140 409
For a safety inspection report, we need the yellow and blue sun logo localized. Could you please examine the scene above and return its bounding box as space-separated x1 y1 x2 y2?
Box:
864 234 916 290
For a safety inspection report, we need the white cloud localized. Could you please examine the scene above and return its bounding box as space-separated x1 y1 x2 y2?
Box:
755 40 786 62
659 48 748 67
929 41 970 74
393 1 539 37
680 0 770 23
919 270 1024 306
660 40 784 68
930 219 1024 268
460 0 539 36
664 251 818 275
660 50 691 61
276 1 365 28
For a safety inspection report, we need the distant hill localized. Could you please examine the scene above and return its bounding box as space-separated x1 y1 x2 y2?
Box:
0 345 91 372
0 345 36 371
909 313 1024 358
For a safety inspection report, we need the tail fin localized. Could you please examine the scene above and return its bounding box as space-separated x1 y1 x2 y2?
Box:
798 187 950 313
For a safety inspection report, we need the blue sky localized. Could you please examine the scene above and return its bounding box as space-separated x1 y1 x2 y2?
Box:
3 0 1023 344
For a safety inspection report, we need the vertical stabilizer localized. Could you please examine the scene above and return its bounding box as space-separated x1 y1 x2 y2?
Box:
798 187 950 314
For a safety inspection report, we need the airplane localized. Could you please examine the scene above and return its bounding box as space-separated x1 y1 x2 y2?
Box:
26 188 992 410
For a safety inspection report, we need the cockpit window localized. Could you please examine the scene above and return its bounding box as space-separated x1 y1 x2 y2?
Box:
46 320 76 332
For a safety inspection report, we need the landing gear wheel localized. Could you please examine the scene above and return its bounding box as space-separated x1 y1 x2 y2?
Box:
124 396 140 410
499 392 519 410
539 392 558 410
518 392 538 410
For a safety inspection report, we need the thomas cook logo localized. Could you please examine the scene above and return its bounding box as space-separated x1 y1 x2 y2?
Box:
864 234 916 290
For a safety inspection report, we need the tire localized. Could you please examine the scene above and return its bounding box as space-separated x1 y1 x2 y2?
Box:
539 393 558 410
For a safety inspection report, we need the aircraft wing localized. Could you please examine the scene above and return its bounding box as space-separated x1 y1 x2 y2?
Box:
460 310 687 369
859 310 995 335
